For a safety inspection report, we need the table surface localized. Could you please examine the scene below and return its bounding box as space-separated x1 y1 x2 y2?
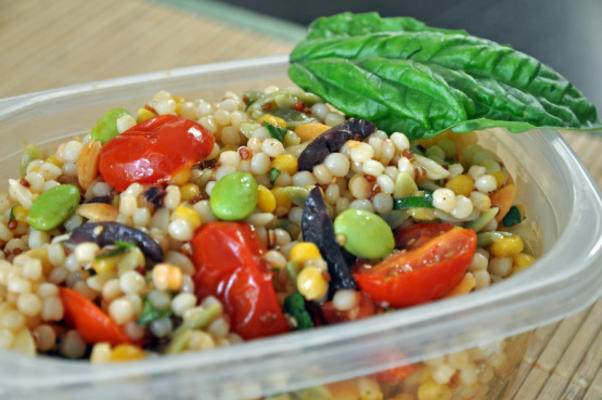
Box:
1 1 600 399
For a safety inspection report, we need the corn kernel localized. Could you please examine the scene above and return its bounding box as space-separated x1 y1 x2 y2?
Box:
514 253 535 271
109 344 145 362
152 263 182 291
492 170 506 187
295 122 330 142
170 168 191 185
257 113 286 128
172 95 187 103
180 183 201 201
137 108 156 123
257 185 276 213
93 256 121 274
13 205 28 222
445 174 474 196
271 154 298 175
289 242 322 267
272 187 292 217
173 206 201 229
45 155 62 167
490 235 524 258
297 266 328 300
417 379 450 400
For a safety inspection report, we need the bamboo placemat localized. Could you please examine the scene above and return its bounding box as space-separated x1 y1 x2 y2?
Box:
1 1 600 398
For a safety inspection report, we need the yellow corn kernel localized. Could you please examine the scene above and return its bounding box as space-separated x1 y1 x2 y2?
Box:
137 108 156 124
297 266 328 301
180 183 201 201
490 235 524 258
152 263 182 291
93 256 121 274
357 377 383 400
328 381 359 399
109 344 145 362
272 187 292 217
172 95 187 103
445 174 474 196
173 206 201 229
170 168 191 185
45 154 62 167
492 170 506 188
290 242 322 267
444 273 476 298
12 205 28 222
271 153 298 175
257 113 286 128
257 185 276 213
294 122 331 142
514 253 535 271
417 379 451 400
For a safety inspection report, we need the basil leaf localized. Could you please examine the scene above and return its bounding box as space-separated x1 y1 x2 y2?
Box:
502 205 523 227
269 168 281 185
289 12 600 139
394 191 434 210
263 122 287 142
137 298 173 326
283 292 314 330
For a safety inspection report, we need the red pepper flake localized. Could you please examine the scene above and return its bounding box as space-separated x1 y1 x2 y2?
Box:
370 185 381 197
7 220 17 230
401 149 414 160
12 248 22 256
294 101 305 111
135 265 146 275
262 102 274 111
415 167 427 181
19 178 30 188
238 147 250 160
144 104 158 115
364 174 376 183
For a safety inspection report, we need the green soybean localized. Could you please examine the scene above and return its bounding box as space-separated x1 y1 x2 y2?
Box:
20 143 43 178
210 171 258 221
27 184 81 231
91 108 131 144
333 209 394 259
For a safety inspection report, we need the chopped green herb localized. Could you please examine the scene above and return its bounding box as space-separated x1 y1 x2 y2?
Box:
503 205 523 227
114 240 135 248
283 292 314 330
94 246 128 260
393 191 434 210
244 99 256 111
263 122 287 142
137 298 173 326
8 207 15 221
269 168 281 185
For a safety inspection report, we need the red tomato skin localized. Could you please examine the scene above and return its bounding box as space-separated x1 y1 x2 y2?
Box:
59 287 130 346
375 362 416 383
191 222 290 340
395 222 455 249
321 292 375 324
98 115 214 191
355 227 477 308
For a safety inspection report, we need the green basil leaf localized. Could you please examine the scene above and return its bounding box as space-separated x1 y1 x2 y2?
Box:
283 292 314 330
289 12 600 139
502 205 523 227
263 122 287 142
137 298 173 326
269 168 281 185
393 191 434 210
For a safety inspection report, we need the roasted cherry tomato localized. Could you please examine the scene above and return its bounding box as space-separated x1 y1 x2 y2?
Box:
98 115 214 191
355 225 477 308
60 287 130 346
191 222 291 340
321 291 375 324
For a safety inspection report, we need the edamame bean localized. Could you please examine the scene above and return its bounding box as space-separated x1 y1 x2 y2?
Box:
210 171 258 221
27 184 81 231
91 108 131 144
333 209 394 259
20 143 43 177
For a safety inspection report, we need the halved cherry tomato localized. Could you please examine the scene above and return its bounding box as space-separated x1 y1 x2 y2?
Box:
395 222 455 250
191 222 290 340
375 362 416 383
59 287 130 346
321 291 375 324
98 115 214 191
355 226 477 308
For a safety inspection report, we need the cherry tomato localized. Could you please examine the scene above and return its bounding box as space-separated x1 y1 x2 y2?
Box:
354 226 476 308
98 115 214 191
395 222 455 249
321 291 375 324
59 287 130 346
375 362 416 383
191 222 291 340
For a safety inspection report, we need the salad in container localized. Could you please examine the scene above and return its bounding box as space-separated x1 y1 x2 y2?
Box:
0 12 601 400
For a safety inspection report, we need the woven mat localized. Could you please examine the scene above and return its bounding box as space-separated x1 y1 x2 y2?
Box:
1 1 601 398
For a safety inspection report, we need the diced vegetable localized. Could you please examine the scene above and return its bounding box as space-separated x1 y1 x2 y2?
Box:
283 292 315 330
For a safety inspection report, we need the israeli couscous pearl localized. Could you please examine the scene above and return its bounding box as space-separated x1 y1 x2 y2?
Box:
475 174 498 192
108 297 135 325
432 188 456 213
450 195 474 219
324 153 350 177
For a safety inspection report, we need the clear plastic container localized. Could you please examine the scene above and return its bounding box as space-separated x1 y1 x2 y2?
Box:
0 55 601 400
